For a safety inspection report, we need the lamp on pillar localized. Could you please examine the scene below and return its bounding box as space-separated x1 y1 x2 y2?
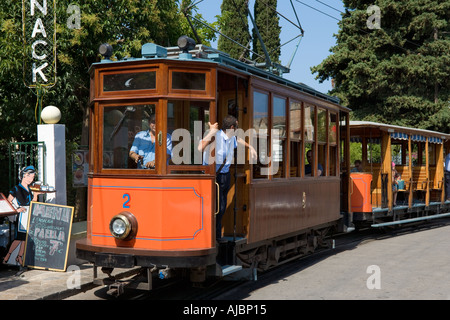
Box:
40 105 61 124
37 105 66 205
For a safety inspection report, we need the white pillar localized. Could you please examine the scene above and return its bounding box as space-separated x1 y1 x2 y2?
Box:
37 124 67 205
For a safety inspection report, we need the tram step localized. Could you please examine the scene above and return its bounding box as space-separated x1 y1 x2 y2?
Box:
221 265 243 276
221 236 247 245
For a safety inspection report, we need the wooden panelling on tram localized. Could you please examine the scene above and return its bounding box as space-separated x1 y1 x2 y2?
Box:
248 178 340 243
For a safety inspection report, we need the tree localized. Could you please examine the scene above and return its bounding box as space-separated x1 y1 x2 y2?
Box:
0 0 215 215
252 0 281 64
312 0 450 132
180 0 218 46
217 0 251 61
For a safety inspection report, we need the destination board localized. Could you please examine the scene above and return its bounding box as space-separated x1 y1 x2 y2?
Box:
23 202 74 271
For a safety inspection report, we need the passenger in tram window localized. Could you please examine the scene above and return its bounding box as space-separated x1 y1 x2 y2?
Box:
392 162 400 206
305 150 323 176
129 114 172 169
445 152 450 201
351 160 363 172
198 115 256 241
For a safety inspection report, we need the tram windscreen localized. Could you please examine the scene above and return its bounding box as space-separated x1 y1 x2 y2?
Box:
103 72 156 92
167 100 210 169
103 104 157 169
171 72 206 90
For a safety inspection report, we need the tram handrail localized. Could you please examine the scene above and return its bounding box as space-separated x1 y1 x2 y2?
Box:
215 182 219 215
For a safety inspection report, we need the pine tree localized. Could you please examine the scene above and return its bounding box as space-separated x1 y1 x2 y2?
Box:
312 0 450 132
252 0 281 64
217 0 251 60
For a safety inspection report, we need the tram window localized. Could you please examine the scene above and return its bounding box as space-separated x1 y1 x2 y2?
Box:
420 143 426 164
329 145 337 176
329 112 337 176
172 72 206 90
273 96 286 178
305 143 314 176
253 91 269 179
318 144 327 176
290 141 301 177
290 101 302 140
103 104 156 169
429 144 436 165
350 141 363 165
273 97 286 138
367 142 381 164
329 113 337 144
89 108 95 172
253 91 269 131
168 100 209 168
409 142 427 166
305 143 325 177
289 101 302 177
408 141 437 166
272 139 285 178
103 72 156 92
304 105 314 142
411 143 419 166
392 144 402 165
317 109 326 143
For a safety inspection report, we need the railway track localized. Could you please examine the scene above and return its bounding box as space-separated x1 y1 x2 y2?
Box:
69 217 450 300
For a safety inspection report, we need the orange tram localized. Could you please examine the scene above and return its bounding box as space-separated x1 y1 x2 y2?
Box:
76 36 450 292
348 121 450 228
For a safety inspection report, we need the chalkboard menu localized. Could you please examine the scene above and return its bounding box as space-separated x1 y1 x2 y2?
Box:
23 202 74 271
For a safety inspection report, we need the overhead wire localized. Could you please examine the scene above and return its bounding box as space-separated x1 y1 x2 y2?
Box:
293 0 423 52
186 0 305 71
294 0 340 21
314 0 422 49
244 0 306 66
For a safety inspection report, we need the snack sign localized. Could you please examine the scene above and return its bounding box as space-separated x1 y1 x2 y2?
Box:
22 0 57 88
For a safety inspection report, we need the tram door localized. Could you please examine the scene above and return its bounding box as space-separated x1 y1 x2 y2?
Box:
217 72 250 239
340 111 351 216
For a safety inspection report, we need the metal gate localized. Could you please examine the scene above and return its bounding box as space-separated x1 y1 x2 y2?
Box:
8 142 46 190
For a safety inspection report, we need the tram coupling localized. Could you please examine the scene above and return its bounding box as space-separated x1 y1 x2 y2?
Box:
159 266 175 280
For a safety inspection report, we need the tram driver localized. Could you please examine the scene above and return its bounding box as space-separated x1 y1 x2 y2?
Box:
129 114 172 169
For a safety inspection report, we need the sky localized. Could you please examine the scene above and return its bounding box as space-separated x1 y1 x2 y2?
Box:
195 0 345 94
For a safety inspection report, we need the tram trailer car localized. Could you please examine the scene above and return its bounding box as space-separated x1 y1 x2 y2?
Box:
348 121 450 229
76 37 353 292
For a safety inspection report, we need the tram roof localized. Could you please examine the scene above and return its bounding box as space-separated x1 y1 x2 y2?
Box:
92 42 344 107
349 121 450 140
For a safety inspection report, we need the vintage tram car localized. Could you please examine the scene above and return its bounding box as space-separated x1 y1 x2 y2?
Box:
76 37 352 291
348 121 450 229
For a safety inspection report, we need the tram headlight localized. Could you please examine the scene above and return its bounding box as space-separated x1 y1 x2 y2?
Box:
99 43 113 59
109 213 136 240
177 35 196 53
